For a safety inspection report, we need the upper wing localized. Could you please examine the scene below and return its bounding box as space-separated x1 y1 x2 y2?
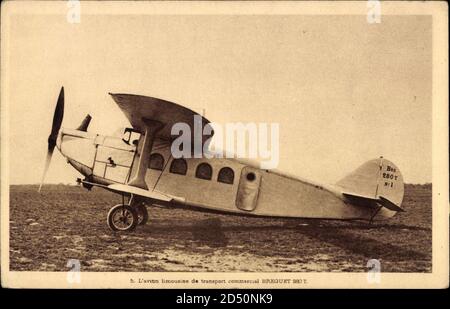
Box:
109 93 214 153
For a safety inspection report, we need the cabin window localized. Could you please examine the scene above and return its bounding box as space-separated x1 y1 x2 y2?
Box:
195 163 212 180
217 167 234 185
170 158 187 175
149 153 164 171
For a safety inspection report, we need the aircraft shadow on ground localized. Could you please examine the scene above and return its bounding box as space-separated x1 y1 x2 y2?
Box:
138 218 428 262
291 224 429 261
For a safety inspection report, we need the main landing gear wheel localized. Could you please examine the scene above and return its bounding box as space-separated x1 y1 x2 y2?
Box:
136 204 149 226
107 204 138 231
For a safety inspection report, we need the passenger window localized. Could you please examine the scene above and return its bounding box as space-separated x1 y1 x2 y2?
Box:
217 167 234 185
195 163 212 180
170 158 187 175
149 153 164 171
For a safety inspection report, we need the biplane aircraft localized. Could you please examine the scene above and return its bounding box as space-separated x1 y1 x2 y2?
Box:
39 87 405 231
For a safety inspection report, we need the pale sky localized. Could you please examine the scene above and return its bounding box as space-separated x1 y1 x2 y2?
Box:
5 12 432 185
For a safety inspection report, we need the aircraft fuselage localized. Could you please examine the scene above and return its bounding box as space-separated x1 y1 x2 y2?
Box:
57 128 396 221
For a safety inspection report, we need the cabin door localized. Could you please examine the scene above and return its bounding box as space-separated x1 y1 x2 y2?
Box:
236 166 261 211
93 145 135 184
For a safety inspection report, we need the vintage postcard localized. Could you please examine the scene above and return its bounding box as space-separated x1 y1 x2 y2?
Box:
1 1 448 289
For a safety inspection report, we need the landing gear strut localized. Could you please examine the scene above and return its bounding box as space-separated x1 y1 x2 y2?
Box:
136 203 149 226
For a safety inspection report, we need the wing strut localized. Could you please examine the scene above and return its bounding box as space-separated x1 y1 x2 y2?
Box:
127 118 164 190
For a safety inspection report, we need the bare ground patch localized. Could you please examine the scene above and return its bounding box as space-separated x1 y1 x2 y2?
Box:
9 184 431 272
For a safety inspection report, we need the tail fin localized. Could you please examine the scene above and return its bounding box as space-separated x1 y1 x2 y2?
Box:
336 157 404 212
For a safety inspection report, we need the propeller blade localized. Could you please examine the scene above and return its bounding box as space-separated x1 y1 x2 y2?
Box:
39 86 65 192
76 114 92 132
48 86 64 150
38 149 54 193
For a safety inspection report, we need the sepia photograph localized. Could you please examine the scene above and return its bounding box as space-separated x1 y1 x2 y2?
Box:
1 1 448 289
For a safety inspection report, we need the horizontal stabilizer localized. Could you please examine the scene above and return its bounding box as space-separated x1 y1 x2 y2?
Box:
378 196 405 212
342 192 405 212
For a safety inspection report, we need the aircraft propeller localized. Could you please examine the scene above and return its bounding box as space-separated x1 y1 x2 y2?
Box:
38 86 64 192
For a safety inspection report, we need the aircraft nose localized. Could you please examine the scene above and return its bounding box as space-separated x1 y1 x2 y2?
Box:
59 132 96 168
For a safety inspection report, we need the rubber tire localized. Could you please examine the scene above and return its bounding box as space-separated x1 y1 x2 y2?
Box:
136 204 149 226
107 204 138 232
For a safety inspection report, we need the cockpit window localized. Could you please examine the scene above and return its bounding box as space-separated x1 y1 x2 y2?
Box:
122 128 141 145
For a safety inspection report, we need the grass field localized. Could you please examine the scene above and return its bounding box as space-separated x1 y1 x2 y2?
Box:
9 184 431 272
